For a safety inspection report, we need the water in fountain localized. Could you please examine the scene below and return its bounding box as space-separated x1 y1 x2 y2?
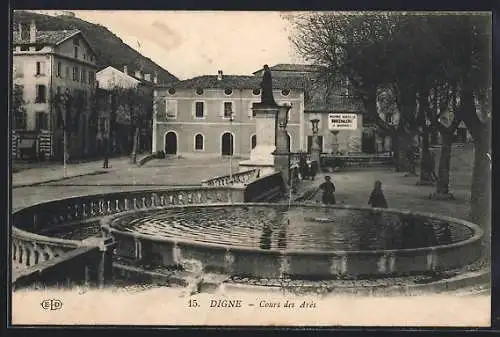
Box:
107 206 472 252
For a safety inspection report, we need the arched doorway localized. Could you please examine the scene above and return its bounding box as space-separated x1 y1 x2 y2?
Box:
251 134 257 150
221 132 234 156
165 131 177 155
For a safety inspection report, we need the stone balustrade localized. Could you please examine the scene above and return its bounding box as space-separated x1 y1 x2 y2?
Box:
201 168 260 187
12 228 79 268
12 186 248 283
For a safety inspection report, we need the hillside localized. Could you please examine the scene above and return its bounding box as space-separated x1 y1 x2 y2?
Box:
13 11 179 84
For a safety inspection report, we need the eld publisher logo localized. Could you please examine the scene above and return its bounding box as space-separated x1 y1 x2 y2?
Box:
40 299 63 311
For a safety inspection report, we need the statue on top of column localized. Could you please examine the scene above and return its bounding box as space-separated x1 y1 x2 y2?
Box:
260 64 278 106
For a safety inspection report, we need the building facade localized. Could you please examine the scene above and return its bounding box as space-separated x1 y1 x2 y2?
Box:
152 72 305 158
96 65 157 155
12 20 98 160
256 64 369 154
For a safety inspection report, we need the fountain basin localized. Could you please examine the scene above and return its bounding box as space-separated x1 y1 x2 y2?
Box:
101 203 483 280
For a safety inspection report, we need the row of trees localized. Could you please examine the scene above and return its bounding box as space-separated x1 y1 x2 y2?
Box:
52 85 152 165
10 83 153 166
287 12 491 233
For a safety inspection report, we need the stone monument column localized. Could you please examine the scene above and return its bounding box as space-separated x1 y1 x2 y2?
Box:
310 119 321 163
274 104 292 185
238 102 279 175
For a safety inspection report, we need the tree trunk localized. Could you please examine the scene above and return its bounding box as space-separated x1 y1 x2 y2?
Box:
417 130 433 185
63 130 69 176
395 129 410 172
435 131 453 195
130 126 140 165
459 87 491 241
395 87 417 173
470 128 491 236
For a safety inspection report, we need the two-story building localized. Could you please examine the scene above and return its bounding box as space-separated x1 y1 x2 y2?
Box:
152 71 305 158
12 20 98 160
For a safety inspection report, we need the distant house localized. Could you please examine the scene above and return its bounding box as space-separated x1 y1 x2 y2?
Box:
153 70 305 157
12 20 98 160
95 65 158 155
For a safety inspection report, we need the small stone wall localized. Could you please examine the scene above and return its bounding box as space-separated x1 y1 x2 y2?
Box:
244 172 285 202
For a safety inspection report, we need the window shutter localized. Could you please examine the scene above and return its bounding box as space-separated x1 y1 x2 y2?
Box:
165 99 177 118
248 102 254 118
219 102 224 117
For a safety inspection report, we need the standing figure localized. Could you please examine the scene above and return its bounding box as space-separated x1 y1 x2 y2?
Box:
299 153 308 180
368 180 388 208
260 64 277 106
319 175 336 205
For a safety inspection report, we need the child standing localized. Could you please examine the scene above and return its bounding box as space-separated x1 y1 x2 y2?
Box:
319 175 336 205
368 180 388 208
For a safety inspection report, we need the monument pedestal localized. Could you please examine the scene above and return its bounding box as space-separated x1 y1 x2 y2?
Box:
239 104 279 176
239 103 292 187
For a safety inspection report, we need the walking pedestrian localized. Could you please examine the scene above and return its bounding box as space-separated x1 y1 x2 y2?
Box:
318 175 336 205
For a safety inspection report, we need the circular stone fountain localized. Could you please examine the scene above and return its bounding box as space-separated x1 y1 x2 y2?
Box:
101 203 483 280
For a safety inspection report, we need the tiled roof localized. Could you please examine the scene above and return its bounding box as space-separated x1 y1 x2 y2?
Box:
253 64 324 74
13 29 80 45
166 75 306 90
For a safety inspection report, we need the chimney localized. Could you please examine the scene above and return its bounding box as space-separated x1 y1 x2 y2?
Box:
29 20 36 43
144 73 151 82
153 72 158 84
134 70 142 79
217 70 223 81
123 65 128 75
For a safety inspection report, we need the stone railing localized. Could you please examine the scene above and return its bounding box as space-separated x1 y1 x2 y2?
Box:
13 245 102 290
11 186 249 287
12 182 296 289
201 168 260 187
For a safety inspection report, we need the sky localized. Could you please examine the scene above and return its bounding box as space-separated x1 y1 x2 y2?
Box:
32 10 304 80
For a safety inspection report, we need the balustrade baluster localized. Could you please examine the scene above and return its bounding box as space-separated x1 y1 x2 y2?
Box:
12 243 17 260
82 203 87 217
18 246 23 264
115 199 120 212
107 200 111 213
29 246 37 266
24 248 31 266
124 199 129 211
74 204 79 218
